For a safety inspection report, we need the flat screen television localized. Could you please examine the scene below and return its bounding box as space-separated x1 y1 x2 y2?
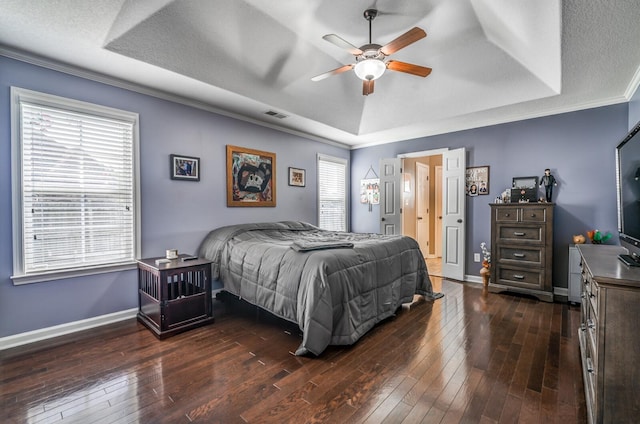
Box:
616 120 640 266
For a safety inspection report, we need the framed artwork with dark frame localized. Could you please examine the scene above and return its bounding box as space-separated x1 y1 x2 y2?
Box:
170 154 200 181
466 166 490 196
288 167 306 187
226 145 276 207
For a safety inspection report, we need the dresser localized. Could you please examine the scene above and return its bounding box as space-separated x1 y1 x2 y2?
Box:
489 203 554 302
576 244 640 424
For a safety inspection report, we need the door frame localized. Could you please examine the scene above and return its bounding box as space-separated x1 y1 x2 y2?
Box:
397 148 465 281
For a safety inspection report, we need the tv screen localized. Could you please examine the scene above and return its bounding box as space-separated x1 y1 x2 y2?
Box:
616 120 640 263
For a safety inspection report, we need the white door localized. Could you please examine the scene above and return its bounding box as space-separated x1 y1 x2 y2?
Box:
379 158 402 235
435 165 443 258
416 162 430 257
441 148 466 281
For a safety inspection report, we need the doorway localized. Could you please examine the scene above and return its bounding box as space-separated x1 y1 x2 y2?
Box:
401 155 443 276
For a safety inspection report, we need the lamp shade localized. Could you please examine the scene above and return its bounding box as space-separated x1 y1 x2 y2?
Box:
354 59 386 81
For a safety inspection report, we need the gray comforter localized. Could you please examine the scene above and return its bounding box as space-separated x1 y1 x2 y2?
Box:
198 221 433 356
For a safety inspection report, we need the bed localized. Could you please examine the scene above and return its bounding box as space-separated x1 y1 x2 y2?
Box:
198 221 438 356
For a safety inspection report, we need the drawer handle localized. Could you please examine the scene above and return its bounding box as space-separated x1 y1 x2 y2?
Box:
587 358 594 374
513 274 525 280
504 213 510 217
513 232 526 236
512 253 526 258
530 213 536 217
587 319 595 329
580 323 586 331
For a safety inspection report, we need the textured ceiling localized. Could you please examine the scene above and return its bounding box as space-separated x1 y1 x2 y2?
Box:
1 0 640 148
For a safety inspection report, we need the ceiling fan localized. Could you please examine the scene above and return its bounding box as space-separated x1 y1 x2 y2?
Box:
311 8 432 96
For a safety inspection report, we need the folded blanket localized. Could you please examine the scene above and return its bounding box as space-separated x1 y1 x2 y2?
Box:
291 240 354 252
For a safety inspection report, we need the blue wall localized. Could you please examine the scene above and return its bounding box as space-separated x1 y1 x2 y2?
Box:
351 104 630 288
1 53 637 340
0 56 348 338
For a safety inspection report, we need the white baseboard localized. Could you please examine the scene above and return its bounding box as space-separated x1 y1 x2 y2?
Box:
465 274 483 284
0 308 138 351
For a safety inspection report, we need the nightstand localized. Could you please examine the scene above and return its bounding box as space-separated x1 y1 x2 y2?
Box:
137 254 214 339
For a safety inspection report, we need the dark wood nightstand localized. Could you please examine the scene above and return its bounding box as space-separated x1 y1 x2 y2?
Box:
137 254 214 339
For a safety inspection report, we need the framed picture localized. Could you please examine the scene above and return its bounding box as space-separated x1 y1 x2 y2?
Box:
226 145 276 207
170 154 200 181
288 167 306 187
466 166 490 196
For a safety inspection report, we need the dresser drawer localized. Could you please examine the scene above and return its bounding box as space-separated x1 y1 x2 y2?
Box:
584 274 600 320
498 246 542 266
520 207 548 223
494 207 519 222
497 225 543 243
586 310 598 364
496 266 543 290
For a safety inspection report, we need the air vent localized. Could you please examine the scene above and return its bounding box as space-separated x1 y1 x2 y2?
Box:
264 110 288 119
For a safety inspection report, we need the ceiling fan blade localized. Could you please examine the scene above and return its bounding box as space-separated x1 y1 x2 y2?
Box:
387 60 432 77
311 64 354 82
363 79 375 96
380 27 427 56
322 34 363 56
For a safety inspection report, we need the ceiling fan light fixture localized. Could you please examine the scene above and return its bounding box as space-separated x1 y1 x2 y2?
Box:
354 58 386 81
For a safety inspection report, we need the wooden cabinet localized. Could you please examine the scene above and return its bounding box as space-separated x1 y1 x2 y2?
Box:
489 203 554 302
577 245 640 424
137 255 214 339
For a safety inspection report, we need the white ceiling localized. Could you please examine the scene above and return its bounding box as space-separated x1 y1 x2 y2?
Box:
1 0 640 149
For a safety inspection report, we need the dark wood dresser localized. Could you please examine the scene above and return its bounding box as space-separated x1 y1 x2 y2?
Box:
489 203 554 302
576 244 640 424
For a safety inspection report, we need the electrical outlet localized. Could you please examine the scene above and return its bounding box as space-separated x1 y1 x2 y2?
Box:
474 253 481 262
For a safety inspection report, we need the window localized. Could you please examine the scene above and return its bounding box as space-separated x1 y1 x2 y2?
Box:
317 154 348 231
11 87 140 284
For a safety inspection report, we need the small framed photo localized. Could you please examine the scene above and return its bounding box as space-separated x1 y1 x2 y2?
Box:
170 154 200 181
466 166 489 196
288 167 306 187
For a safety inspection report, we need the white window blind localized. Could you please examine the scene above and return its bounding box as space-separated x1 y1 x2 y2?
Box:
317 154 348 231
12 88 139 283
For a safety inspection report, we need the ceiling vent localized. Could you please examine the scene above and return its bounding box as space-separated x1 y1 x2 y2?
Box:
264 110 288 119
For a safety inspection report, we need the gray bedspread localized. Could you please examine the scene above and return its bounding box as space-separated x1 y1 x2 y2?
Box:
198 221 433 356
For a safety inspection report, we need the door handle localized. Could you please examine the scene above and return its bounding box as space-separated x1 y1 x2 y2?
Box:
381 217 386 221
417 216 423 220
457 219 463 223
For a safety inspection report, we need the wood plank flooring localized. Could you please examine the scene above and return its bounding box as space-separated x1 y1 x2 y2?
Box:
0 277 586 423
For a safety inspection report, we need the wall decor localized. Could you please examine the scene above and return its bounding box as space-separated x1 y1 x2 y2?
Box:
359 179 380 205
170 154 200 181
359 165 380 212
466 166 490 196
226 145 276 207
288 167 306 187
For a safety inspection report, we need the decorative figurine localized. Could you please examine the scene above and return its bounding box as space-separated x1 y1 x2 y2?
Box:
539 168 557 202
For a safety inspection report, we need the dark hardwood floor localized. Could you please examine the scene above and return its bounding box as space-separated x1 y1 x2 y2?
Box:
0 277 586 423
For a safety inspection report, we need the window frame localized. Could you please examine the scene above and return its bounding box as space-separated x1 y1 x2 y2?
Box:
10 87 141 285
316 153 349 232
